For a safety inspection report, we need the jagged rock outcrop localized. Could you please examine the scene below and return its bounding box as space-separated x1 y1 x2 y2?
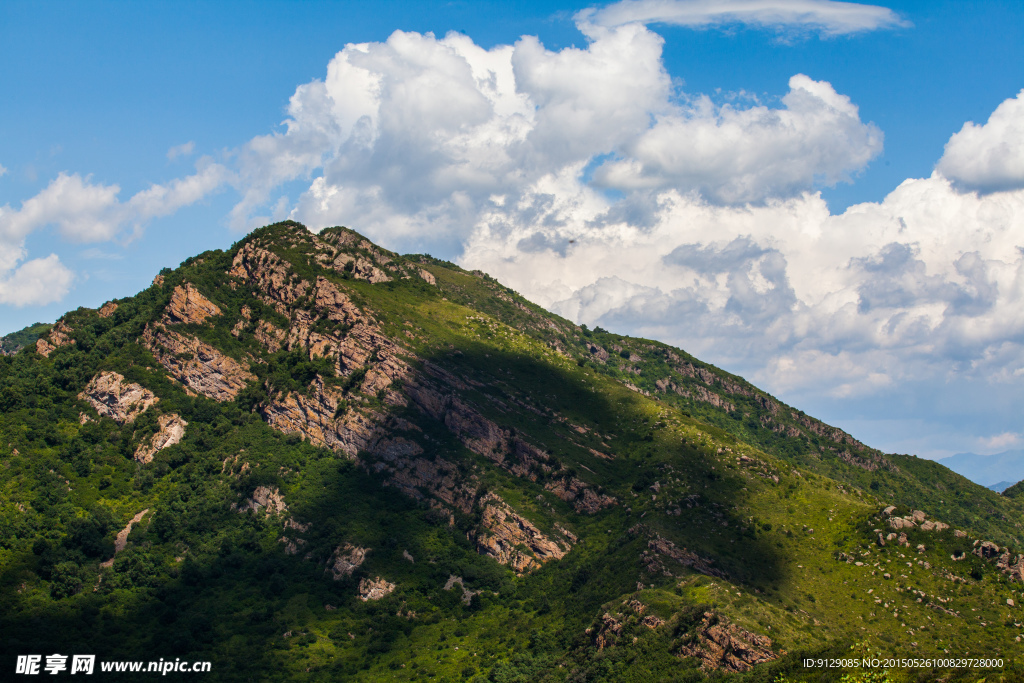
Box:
358 576 396 601
134 413 188 463
163 283 222 325
35 320 74 357
327 544 369 580
544 476 617 514
678 612 779 673
654 378 735 413
632 525 725 578
98 302 118 318
236 486 287 515
473 494 570 574
229 242 310 313
591 613 623 650
79 372 159 424
141 325 254 401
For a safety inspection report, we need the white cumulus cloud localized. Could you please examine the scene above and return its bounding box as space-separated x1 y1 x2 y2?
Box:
0 253 74 306
936 89 1024 194
0 161 229 307
593 73 883 203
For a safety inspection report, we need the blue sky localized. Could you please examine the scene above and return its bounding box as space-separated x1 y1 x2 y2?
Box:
2 0 1023 467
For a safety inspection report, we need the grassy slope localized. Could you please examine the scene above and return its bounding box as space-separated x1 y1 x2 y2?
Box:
1 222 1022 682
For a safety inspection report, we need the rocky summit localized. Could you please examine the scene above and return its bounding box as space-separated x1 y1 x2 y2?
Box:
2 221 1024 681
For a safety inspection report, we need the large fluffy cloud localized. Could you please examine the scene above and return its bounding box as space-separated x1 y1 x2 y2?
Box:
592 74 883 203
936 89 1024 194
224 22 882 254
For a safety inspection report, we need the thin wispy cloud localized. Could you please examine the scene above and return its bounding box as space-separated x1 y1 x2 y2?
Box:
167 141 196 160
579 0 908 36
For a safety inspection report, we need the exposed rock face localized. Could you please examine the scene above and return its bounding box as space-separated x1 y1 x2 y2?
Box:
134 413 188 463
327 544 369 580
79 371 159 424
372 440 478 514
260 377 383 457
473 494 569 574
358 576 396 601
98 302 119 318
141 325 255 401
236 486 287 515
254 321 286 352
36 321 75 357
443 575 477 605
100 509 150 568
407 373 616 513
163 283 222 325
678 613 779 673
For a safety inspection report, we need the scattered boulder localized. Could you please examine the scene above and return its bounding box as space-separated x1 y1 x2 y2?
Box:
888 517 916 530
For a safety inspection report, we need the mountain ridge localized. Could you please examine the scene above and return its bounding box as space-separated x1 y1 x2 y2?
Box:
2 221 1023 681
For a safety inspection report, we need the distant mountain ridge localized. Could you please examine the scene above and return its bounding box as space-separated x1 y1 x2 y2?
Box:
936 450 1024 489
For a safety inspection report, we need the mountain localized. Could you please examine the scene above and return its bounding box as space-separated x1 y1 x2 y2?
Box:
3 221 1024 681
936 450 1024 490
990 482 1015 493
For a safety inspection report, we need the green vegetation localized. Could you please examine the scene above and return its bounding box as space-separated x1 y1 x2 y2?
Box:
2 222 1022 681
